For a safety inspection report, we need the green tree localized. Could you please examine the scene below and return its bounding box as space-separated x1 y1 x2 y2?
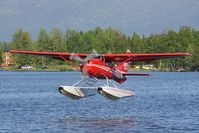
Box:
35 29 51 66
36 28 50 51
10 29 33 66
3 26 199 71
65 29 82 52
0 42 3 64
50 28 63 52
130 32 143 53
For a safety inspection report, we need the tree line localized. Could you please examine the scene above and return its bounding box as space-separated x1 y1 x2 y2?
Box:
0 26 199 71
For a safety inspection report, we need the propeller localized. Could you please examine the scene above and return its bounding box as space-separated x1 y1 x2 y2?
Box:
69 49 101 63
69 53 84 62
69 49 101 76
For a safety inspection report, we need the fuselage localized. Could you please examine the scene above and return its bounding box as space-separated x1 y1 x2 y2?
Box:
83 59 126 83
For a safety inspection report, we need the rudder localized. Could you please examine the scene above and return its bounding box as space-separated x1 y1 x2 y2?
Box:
115 62 128 73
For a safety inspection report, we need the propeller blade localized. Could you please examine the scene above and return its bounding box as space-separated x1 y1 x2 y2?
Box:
84 54 95 62
69 50 101 76
70 49 101 63
92 49 98 56
84 49 101 62
69 53 84 62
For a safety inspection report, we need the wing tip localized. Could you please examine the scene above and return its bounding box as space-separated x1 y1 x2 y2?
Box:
185 53 192 56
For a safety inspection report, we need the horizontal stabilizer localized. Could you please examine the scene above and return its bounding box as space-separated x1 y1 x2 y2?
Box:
123 73 151 76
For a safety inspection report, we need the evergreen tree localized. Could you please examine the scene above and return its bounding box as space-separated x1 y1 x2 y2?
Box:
50 28 63 52
34 29 51 66
130 32 143 53
0 42 3 64
10 29 33 66
65 29 82 52
3 26 199 71
37 28 50 51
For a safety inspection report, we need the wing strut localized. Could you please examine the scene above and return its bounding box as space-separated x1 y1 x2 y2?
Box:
59 56 81 71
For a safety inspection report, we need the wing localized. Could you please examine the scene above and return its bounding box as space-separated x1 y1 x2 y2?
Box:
10 50 88 61
103 53 191 62
10 50 191 63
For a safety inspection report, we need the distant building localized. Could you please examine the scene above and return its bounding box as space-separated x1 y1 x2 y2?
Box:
1 52 15 69
21 65 33 70
142 64 155 70
130 64 158 71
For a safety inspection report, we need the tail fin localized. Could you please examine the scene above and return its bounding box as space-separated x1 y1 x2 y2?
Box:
115 49 131 73
116 63 151 77
115 62 128 73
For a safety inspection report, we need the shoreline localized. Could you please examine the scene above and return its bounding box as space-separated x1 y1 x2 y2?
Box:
0 68 197 72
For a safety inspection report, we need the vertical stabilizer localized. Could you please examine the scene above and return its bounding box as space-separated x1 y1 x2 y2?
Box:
115 62 128 73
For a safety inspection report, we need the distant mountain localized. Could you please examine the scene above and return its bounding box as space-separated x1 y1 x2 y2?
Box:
0 0 199 41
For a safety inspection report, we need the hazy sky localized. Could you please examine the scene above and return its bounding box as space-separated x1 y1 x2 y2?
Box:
0 0 199 41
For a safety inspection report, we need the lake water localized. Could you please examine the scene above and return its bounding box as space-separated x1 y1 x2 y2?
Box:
0 71 199 133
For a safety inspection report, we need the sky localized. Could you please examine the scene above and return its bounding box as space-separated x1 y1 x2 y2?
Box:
0 0 199 41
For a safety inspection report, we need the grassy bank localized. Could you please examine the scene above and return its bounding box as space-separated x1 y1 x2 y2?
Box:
5 65 75 72
3 65 193 72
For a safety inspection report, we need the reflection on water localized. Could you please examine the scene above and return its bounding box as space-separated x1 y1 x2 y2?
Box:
62 116 135 132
